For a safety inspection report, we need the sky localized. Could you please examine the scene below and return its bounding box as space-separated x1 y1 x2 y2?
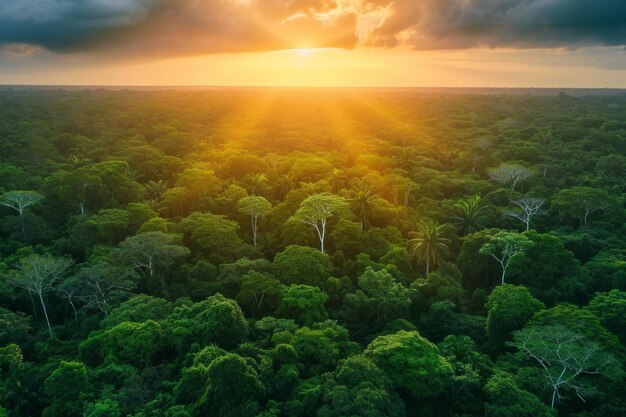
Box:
1 0 626 87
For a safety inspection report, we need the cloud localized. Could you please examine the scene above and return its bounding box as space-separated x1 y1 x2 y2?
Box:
364 0 626 49
0 0 625 57
0 0 359 56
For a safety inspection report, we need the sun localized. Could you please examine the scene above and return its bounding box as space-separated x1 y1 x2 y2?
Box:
293 48 315 57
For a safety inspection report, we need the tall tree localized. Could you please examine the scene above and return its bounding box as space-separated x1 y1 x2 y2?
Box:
408 219 451 275
364 330 452 400
485 284 544 350
505 196 546 231
290 193 348 253
452 195 488 235
69 263 136 317
347 182 385 231
117 231 189 292
237 196 272 246
480 231 533 284
511 325 620 409
552 186 616 227
180 212 244 262
0 190 44 236
244 172 269 195
8 254 73 339
488 163 534 192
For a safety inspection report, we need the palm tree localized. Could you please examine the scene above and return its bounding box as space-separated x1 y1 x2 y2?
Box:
328 169 345 194
408 219 451 275
452 195 488 236
348 183 384 231
145 180 168 199
245 173 269 195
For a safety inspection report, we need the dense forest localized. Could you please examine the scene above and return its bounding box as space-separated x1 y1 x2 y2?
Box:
0 89 625 417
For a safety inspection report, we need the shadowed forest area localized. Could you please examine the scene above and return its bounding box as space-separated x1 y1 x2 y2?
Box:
0 89 625 417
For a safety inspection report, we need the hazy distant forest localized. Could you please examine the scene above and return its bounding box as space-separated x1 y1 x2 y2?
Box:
0 90 625 417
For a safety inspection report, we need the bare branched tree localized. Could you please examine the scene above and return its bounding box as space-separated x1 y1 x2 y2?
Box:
8 254 73 339
505 196 546 231
510 325 619 409
488 163 534 192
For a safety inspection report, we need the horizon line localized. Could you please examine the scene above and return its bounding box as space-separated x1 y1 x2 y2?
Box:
2 84 626 92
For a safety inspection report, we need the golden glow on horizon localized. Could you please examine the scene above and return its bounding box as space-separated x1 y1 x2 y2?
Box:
5 47 626 88
293 48 315 57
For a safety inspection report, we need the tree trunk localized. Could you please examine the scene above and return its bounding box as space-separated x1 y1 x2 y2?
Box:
320 224 326 253
38 291 54 339
501 268 506 285
148 258 154 292
251 214 257 246
425 257 430 275
29 292 39 321
69 298 78 324
551 387 557 409
20 213 25 238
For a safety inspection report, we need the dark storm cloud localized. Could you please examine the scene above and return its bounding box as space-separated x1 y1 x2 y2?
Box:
0 0 157 51
366 0 626 49
0 0 625 55
0 0 358 55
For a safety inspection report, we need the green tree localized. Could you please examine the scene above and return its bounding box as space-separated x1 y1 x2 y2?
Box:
318 355 406 417
8 254 73 338
290 192 348 253
528 304 621 353
79 320 163 367
68 262 136 317
271 245 332 287
89 160 144 204
480 231 533 284
277 284 328 326
364 330 452 400
452 195 488 236
438 335 493 416
43 361 90 417
485 284 544 350
456 228 500 290
117 231 189 292
83 400 122 417
180 212 244 262
347 182 385 231
552 186 617 226
243 172 269 195
586 290 626 343
483 371 554 417
167 293 248 349
100 294 173 329
0 190 44 236
86 208 130 245
408 219 451 275
511 325 621 409
507 231 585 303
195 353 264 417
342 267 411 336
237 196 272 246
236 272 282 317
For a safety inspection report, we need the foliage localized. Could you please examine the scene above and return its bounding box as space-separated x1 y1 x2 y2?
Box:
485 284 545 350
0 90 624 417
364 330 453 400
408 219 451 275
479 231 533 285
510 325 621 409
